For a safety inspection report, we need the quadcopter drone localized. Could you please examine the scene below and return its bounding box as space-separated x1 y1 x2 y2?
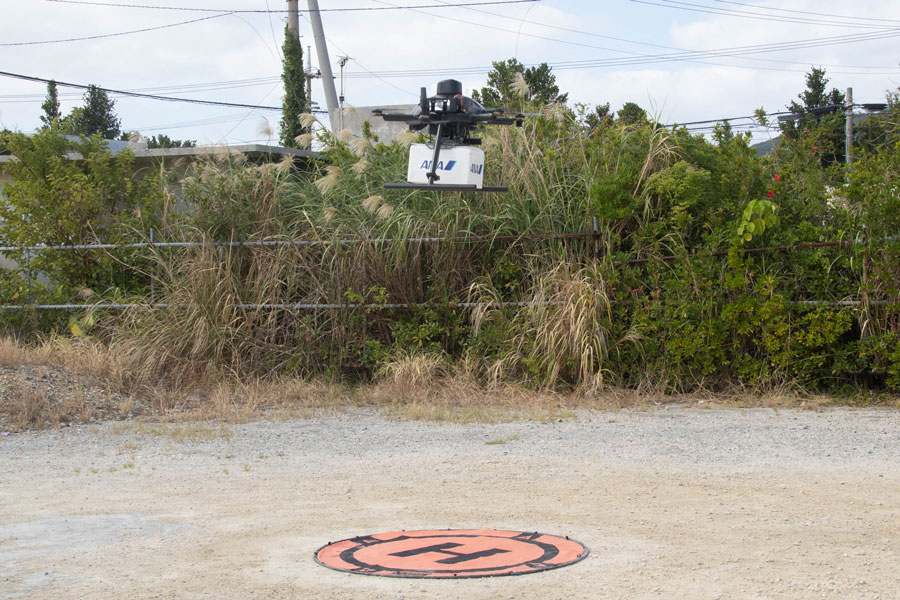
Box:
372 79 525 193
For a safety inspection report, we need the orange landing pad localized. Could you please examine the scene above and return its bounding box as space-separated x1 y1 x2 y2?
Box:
315 529 588 578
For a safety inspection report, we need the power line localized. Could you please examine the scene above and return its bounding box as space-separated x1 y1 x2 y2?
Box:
432 0 895 72
0 12 229 46
0 71 282 111
632 0 900 30
44 0 538 12
298 13 419 99
711 0 900 25
369 0 900 77
0 76 283 100
333 22 900 79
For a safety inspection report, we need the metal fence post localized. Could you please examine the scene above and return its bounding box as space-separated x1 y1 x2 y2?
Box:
149 228 155 303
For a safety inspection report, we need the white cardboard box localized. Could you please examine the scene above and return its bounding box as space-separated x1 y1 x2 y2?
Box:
406 143 485 188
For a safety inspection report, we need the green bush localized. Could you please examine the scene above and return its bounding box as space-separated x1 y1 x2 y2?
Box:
0 129 160 292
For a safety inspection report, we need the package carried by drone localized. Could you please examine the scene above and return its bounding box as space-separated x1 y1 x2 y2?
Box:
407 144 485 188
373 79 524 193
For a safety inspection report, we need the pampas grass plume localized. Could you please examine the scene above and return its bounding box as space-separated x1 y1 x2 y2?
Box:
314 165 343 195
349 138 371 156
512 72 530 97
394 130 418 148
376 203 394 219
350 158 370 174
362 195 382 214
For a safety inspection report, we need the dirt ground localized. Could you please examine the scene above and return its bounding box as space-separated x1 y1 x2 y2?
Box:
1 407 898 599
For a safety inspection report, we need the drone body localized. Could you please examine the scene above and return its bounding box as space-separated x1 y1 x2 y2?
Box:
372 79 524 192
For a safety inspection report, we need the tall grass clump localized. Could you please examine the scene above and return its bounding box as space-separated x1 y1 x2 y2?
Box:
470 262 612 389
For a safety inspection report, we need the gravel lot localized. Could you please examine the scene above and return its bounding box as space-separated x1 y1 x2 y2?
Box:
2 407 899 599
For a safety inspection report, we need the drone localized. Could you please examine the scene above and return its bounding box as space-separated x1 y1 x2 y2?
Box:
372 79 525 193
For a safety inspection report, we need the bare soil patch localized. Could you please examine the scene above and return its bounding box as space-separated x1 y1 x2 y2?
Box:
1 407 898 599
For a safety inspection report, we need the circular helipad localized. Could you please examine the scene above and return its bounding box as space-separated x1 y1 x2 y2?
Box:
314 529 588 578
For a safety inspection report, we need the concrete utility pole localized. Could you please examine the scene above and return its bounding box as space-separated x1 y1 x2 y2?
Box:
307 0 340 130
844 87 854 167
286 0 299 41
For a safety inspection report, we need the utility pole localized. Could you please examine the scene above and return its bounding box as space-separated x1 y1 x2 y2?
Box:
844 86 854 167
338 55 351 131
307 0 339 130
305 45 318 111
286 0 299 41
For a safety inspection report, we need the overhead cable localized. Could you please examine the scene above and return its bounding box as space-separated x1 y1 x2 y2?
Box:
632 0 900 30
371 0 900 76
0 70 281 110
431 0 894 71
44 0 538 12
712 0 900 25
0 12 229 46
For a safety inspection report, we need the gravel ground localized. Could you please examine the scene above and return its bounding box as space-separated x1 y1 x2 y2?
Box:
0 364 141 430
1 407 899 599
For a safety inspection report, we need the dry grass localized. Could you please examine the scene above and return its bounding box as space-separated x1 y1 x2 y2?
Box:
0 335 39 368
2 337 896 432
364 366 584 423
470 263 612 390
1 376 94 430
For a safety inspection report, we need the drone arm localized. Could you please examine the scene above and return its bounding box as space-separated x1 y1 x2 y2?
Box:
373 112 419 122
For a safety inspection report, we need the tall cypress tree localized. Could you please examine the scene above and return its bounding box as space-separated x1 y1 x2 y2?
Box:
40 80 62 128
280 25 308 147
79 84 121 139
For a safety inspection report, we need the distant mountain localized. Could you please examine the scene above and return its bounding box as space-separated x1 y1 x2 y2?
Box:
751 136 781 156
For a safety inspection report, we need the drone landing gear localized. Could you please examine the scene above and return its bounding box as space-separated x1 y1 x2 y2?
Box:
383 183 509 193
426 123 444 185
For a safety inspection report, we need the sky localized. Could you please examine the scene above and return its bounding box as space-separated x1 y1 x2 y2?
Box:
2 0 899 146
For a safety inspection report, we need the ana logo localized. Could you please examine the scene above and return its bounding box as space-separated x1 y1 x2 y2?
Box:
470 164 484 175
419 160 457 171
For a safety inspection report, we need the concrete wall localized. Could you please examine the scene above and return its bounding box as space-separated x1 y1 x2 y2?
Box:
332 105 417 144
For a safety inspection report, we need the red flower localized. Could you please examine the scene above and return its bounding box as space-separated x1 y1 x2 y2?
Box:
767 190 774 198
774 174 780 182
812 146 819 152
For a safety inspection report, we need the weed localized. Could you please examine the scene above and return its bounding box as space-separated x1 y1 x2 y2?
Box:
485 434 519 445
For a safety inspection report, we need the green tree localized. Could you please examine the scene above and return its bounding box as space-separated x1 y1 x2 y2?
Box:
791 66 845 113
617 101 647 126
0 129 158 290
780 67 846 165
855 88 900 153
59 107 85 136
40 80 62 129
583 102 612 131
0 129 11 155
279 25 308 148
145 134 196 149
78 85 121 139
473 58 567 109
